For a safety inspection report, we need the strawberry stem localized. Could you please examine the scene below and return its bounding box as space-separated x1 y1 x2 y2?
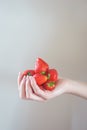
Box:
27 72 31 76
41 71 46 75
48 81 55 86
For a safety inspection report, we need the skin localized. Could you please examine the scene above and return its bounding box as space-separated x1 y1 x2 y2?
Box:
17 72 87 102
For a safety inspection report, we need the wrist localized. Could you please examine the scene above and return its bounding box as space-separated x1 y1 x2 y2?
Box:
59 78 72 94
65 79 74 94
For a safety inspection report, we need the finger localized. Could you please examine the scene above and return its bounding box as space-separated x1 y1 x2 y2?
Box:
19 76 26 99
26 76 44 102
29 76 48 100
17 72 23 87
30 76 60 100
26 76 33 98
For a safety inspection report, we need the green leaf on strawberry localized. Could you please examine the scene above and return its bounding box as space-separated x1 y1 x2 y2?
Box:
43 81 56 91
23 70 35 76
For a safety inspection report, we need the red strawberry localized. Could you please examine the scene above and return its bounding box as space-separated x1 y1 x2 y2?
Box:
43 81 56 91
23 70 35 76
35 58 49 74
47 69 58 82
33 73 47 86
39 85 44 90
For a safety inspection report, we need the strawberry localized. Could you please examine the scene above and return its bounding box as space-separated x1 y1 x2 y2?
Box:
47 69 58 82
33 73 47 86
35 58 49 74
23 70 35 76
22 58 58 91
43 81 56 91
39 85 44 90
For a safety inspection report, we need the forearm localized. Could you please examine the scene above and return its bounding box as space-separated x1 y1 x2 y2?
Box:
67 79 87 99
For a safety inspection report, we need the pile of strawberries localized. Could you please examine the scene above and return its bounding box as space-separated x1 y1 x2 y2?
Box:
23 58 58 91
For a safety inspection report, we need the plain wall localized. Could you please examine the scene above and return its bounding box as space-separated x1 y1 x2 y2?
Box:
0 0 87 130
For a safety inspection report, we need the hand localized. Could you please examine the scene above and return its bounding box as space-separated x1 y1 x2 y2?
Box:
17 72 69 102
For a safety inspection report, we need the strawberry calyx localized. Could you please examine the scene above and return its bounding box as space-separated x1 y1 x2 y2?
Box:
40 71 46 75
47 81 55 87
27 72 32 76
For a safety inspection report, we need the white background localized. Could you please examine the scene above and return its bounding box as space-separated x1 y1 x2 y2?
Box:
0 0 87 130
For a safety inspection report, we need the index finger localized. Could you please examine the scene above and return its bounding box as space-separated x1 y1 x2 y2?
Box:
17 72 23 87
29 76 48 100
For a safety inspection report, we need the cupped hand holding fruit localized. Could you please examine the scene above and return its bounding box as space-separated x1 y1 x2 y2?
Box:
18 72 68 101
18 58 69 101
18 58 87 101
